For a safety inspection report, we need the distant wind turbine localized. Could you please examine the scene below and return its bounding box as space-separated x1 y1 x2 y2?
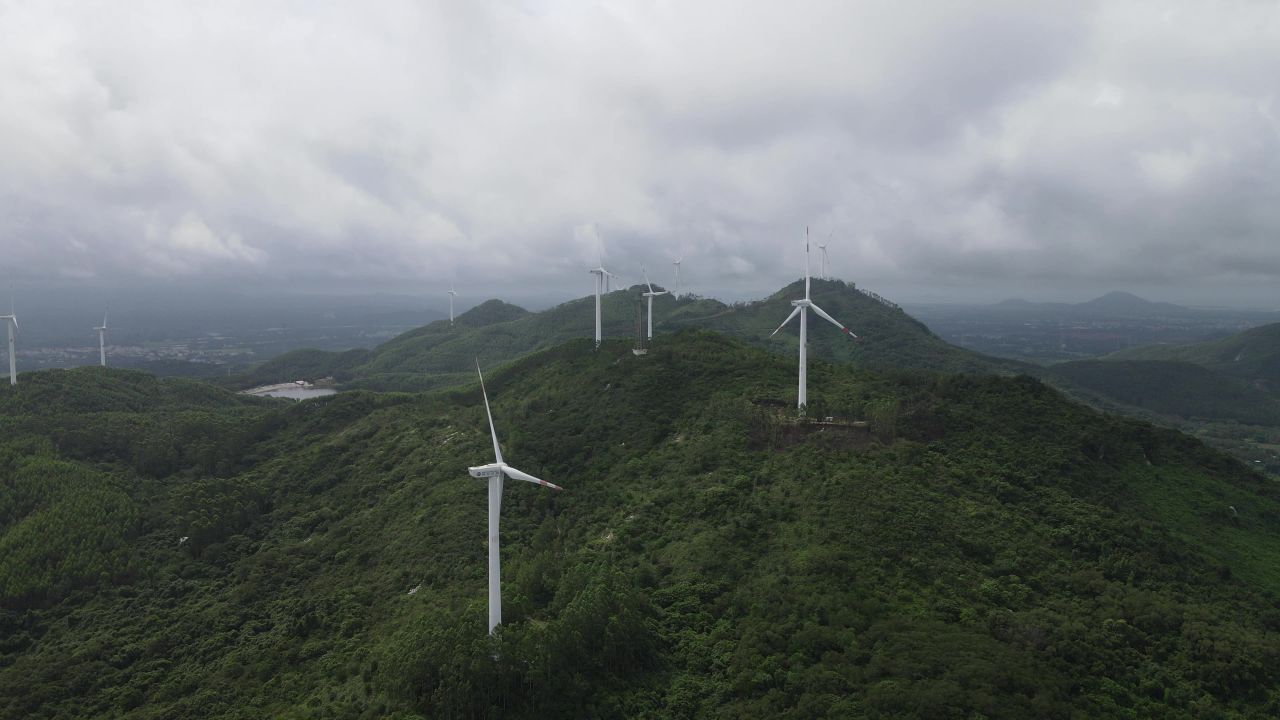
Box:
672 257 683 295
94 309 108 367
1 290 17 386
588 250 620 348
769 228 859 408
448 284 457 325
640 266 668 340
467 361 563 634
817 239 831 280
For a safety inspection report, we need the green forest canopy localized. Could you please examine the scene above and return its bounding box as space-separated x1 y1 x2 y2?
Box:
1 333 1278 717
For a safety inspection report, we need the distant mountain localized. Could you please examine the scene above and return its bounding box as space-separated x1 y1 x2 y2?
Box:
1073 291 1192 317
987 291 1193 319
232 280 1026 392
1109 322 1280 390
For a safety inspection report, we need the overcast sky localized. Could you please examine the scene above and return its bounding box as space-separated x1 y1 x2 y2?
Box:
2 1 1279 307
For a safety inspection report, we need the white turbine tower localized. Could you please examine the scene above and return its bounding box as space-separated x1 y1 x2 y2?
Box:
640 266 668 340
1 292 16 386
672 257 683 295
817 241 830 280
769 228 859 409
588 251 620 348
94 310 108 367
448 284 457 325
467 361 563 634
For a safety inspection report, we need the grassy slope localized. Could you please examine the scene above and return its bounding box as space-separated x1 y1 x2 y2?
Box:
1 335 1279 718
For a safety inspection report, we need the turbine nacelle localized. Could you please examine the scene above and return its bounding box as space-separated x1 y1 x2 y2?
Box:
468 463 504 479
468 461 563 490
589 267 620 283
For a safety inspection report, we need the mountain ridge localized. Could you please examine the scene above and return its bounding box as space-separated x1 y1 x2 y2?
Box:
231 279 1028 392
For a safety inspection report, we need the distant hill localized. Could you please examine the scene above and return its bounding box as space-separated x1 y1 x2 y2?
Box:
346 290 717 390
1073 291 1192 317
988 291 1194 319
1047 359 1280 426
231 280 1026 392
672 278 1028 375
1110 322 1280 390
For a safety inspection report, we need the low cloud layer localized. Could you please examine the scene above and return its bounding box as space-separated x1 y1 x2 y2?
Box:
2 1 1278 304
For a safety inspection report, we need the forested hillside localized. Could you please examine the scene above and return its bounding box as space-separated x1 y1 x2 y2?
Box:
1047 360 1280 426
231 293 712 391
3 334 1280 718
672 279 1028 375
231 280 1022 393
1042 325 1280 475
1110 323 1280 390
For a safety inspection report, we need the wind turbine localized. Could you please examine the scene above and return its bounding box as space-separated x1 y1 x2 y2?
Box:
640 266 668 340
467 361 563 634
448 284 457 325
769 228 859 409
1 291 16 386
94 309 108 367
672 257 683 296
817 239 831 280
588 251 620 348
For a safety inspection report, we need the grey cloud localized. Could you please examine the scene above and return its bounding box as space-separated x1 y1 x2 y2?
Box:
0 0 1278 307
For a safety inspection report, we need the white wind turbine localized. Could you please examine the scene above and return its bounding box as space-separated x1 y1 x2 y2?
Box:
672 257 683 296
588 251 620 348
769 228 859 409
817 239 831 280
1 291 17 386
448 284 458 325
467 361 563 634
640 266 668 340
94 309 108 367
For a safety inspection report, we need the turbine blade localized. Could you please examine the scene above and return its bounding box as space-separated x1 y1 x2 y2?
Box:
809 303 858 338
769 307 801 337
642 265 654 294
475 360 504 464
502 465 562 491
804 227 811 299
